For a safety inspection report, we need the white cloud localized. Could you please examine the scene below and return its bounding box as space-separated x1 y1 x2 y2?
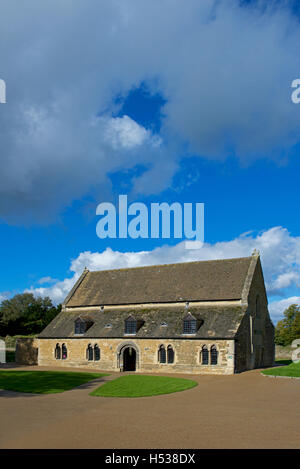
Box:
268 297 300 321
38 276 58 285
26 226 300 323
103 115 161 150
1 1 300 222
271 272 300 290
26 275 81 305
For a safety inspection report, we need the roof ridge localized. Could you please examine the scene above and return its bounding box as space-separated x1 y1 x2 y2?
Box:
65 255 256 308
87 255 252 275
62 269 90 307
241 255 259 305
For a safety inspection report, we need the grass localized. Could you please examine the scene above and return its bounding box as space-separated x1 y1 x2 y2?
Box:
90 374 198 398
262 361 300 378
275 359 293 366
0 370 109 394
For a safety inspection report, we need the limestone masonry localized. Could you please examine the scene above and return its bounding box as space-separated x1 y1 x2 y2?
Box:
16 252 275 374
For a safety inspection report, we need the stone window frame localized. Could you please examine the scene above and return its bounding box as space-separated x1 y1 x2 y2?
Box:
158 344 167 364
54 342 68 360
117 341 140 371
94 344 101 361
158 343 175 365
210 344 218 365
54 343 61 360
62 343 68 360
167 344 175 364
86 342 101 362
86 343 94 361
200 344 209 365
199 343 220 366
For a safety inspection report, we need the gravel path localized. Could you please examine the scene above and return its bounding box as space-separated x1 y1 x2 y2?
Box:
0 365 299 449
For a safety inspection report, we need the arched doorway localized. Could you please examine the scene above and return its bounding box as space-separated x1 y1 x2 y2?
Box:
123 346 136 371
117 342 140 371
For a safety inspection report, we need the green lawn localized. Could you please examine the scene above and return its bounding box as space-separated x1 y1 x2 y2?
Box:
275 359 293 366
90 374 198 397
262 361 300 378
0 370 109 394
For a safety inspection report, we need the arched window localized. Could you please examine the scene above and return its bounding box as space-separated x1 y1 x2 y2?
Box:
201 345 209 365
94 344 100 361
86 344 93 361
55 343 61 360
256 295 260 318
210 345 218 365
62 343 67 360
158 345 166 364
167 345 174 364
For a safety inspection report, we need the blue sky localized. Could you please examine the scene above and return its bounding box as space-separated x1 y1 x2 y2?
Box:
1 0 300 323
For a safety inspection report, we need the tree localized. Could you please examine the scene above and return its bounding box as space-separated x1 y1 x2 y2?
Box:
0 293 61 336
292 310 300 340
275 304 300 346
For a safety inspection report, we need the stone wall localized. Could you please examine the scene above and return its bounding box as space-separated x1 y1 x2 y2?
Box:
275 345 293 360
38 337 235 375
15 338 39 365
235 313 251 373
236 258 275 372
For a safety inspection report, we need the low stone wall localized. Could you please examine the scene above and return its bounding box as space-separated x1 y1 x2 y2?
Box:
15 338 39 365
275 345 293 360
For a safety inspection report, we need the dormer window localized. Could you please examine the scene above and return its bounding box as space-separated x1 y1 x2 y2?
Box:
75 318 86 334
124 316 144 335
125 317 137 335
183 318 197 334
182 313 201 334
74 317 93 335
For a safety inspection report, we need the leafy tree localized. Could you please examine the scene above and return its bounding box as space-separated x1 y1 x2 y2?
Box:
292 310 300 340
275 304 300 346
0 293 61 336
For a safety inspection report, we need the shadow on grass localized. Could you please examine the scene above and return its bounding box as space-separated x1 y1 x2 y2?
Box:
262 360 300 378
0 371 110 398
68 375 110 392
0 376 110 398
275 360 293 366
0 389 38 398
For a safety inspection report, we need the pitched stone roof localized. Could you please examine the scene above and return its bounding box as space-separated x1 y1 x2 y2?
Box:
38 304 246 340
65 256 253 307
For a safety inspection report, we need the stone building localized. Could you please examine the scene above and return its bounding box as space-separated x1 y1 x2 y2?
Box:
35 251 274 374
